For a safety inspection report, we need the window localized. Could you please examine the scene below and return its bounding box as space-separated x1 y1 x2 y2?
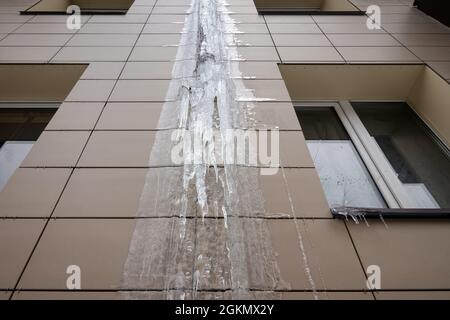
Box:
296 107 386 209
22 0 135 14
0 105 57 191
295 101 450 211
253 0 363 15
352 102 450 209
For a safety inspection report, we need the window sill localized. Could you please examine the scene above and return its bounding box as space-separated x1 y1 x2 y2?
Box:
332 207 450 219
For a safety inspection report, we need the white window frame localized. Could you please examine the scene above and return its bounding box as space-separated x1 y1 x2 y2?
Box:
294 100 433 209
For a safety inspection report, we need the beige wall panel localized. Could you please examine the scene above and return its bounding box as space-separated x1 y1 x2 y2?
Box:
254 0 358 11
407 66 450 147
26 0 134 12
321 0 358 11
0 64 87 102
27 0 71 12
254 0 322 9
279 64 424 101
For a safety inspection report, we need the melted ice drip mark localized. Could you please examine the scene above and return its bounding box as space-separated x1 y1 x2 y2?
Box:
332 208 371 227
122 0 285 300
280 165 319 300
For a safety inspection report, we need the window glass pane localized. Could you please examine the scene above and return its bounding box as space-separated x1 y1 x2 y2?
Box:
0 141 33 191
0 106 57 191
352 102 450 208
0 109 28 146
14 109 56 141
296 107 386 208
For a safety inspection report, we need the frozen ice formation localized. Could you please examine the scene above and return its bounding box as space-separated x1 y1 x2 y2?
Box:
122 0 316 300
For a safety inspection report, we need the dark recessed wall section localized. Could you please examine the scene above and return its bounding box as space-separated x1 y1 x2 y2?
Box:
252 0 364 15
414 0 450 27
0 64 87 102
22 0 135 14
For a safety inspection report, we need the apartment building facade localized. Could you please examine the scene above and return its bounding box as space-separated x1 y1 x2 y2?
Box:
0 0 449 300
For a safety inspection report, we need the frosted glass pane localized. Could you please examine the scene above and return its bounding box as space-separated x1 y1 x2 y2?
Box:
0 141 33 192
308 140 386 208
403 183 439 209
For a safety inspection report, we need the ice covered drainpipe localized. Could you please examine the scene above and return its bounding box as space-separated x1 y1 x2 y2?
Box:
121 0 317 300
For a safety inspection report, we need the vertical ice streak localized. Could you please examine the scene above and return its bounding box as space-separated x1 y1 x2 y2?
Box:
121 0 309 299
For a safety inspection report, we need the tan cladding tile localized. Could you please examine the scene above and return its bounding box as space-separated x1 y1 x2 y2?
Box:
0 168 71 217
77 131 155 167
109 80 173 101
382 23 450 34
80 62 125 80
267 23 322 34
13 23 77 34
260 168 330 218
392 34 450 46
147 14 187 23
281 291 373 300
427 61 450 80
226 6 258 14
0 64 87 102
135 34 183 46
268 219 366 290
348 220 450 290
26 15 91 24
0 34 72 46
376 291 450 300
230 61 283 79
142 23 185 34
66 34 139 47
234 46 280 61
0 291 11 300
45 102 104 130
129 46 179 61
89 14 148 24
264 15 315 24
225 23 269 34
79 23 144 34
0 14 33 23
241 79 292 101
21 131 90 167
12 291 125 300
312 15 367 24
0 219 46 289
0 47 60 63
409 46 450 61
337 46 420 62
277 47 343 63
54 168 147 218
227 34 274 46
279 131 314 168
95 102 163 130
272 34 332 47
252 102 301 130
65 80 116 102
221 14 265 24
120 61 175 79
327 34 401 47
52 47 132 62
11 291 170 299
151 6 191 14
17 219 136 290
318 23 386 34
